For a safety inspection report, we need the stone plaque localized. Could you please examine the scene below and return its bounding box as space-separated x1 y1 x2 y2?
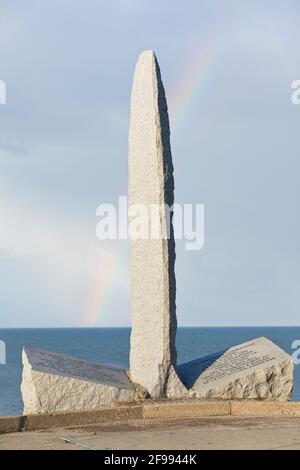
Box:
178 337 293 399
24 347 133 390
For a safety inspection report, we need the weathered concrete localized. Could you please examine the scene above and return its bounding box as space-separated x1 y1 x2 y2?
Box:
231 401 300 417
143 400 230 419
2 400 300 435
25 404 143 432
2 416 300 450
0 405 143 434
128 50 185 398
0 416 26 434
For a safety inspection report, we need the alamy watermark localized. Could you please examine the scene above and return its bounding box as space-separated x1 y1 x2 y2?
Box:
291 80 300 104
0 340 6 365
0 80 6 104
96 196 205 251
292 340 300 365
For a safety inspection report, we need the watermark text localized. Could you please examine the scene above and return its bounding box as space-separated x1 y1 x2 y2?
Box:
0 80 6 104
96 196 205 251
292 340 300 365
291 80 300 104
0 340 6 365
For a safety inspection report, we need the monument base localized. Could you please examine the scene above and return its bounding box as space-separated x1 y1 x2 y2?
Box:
20 337 294 415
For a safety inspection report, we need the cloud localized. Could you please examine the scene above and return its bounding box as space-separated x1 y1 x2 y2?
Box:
0 247 14 258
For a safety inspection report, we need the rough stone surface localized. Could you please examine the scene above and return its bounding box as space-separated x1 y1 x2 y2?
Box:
178 337 294 400
165 366 193 399
131 382 150 401
21 348 135 415
129 50 186 398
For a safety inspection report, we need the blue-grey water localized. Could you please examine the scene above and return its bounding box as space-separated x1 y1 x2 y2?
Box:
0 327 299 416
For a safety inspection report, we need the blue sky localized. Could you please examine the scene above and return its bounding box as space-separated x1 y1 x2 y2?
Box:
0 0 300 327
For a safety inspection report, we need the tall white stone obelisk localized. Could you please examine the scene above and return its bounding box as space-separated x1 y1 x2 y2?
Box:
128 50 187 398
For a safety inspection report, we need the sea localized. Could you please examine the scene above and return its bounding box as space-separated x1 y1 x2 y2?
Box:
0 327 299 416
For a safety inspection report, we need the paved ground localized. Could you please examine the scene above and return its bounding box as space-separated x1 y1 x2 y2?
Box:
1 416 300 450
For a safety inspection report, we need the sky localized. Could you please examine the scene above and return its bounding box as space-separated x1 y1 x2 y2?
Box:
0 0 300 327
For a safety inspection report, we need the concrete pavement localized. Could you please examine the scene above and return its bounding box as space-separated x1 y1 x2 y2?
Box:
1 416 300 450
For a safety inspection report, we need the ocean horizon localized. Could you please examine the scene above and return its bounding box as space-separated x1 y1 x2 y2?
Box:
0 326 299 416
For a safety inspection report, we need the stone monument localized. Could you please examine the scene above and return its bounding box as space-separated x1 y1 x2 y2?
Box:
21 348 135 414
20 50 294 415
128 50 187 398
179 337 293 401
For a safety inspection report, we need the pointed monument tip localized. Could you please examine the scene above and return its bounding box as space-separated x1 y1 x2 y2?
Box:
138 50 156 61
133 50 158 78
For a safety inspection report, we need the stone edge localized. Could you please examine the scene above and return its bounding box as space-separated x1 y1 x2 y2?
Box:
1 401 300 434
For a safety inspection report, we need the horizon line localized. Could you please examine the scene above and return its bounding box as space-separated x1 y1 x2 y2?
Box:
1 325 300 330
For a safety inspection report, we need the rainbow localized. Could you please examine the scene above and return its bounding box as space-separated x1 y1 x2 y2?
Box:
84 42 218 326
169 38 218 135
84 250 121 327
